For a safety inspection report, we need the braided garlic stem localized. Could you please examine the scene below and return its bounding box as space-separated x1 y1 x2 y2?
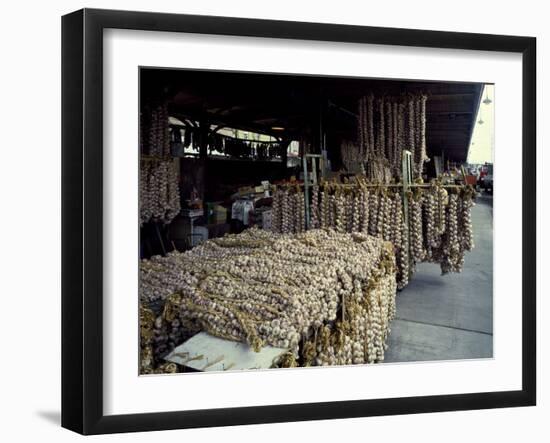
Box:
271 189 283 233
409 191 425 263
360 189 370 233
460 190 475 251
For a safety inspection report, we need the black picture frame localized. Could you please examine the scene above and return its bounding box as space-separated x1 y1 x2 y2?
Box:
62 8 536 435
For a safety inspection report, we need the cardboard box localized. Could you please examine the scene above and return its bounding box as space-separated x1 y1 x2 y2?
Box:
214 206 227 223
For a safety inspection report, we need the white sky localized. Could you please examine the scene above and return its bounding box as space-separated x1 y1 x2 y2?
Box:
467 84 494 164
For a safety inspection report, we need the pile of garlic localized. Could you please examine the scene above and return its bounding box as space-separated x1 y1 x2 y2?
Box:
140 228 397 369
311 272 396 365
140 159 181 225
140 305 156 373
139 304 180 374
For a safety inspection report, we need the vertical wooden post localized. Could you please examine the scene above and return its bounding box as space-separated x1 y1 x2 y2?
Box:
303 154 322 230
303 156 310 229
311 157 318 185
460 165 468 184
280 139 289 174
198 118 209 160
196 119 209 201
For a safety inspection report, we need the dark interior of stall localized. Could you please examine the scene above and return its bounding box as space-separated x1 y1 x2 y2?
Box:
139 68 483 259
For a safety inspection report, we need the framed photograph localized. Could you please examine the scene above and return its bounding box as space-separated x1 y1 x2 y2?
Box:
62 8 536 435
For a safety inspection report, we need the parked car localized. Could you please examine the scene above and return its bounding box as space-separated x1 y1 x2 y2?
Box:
482 174 493 194
478 163 493 194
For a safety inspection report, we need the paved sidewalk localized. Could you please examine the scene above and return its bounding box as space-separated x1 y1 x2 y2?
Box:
384 194 493 363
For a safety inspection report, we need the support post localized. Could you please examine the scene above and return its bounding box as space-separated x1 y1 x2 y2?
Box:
280 139 289 174
303 154 323 230
311 157 318 185
198 119 209 160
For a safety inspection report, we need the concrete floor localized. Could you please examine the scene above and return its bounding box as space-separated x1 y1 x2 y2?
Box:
384 194 493 363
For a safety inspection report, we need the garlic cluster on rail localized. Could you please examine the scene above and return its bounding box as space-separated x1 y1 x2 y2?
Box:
309 185 320 229
273 183 475 286
141 102 171 157
358 93 428 180
408 190 425 267
421 185 475 275
271 187 306 234
140 159 181 225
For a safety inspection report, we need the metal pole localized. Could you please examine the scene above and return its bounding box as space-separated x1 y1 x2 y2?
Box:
303 156 311 229
311 157 318 185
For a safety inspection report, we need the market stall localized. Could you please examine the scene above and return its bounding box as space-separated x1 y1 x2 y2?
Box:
138 69 483 373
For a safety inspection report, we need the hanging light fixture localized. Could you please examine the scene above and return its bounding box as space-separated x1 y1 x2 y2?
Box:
477 103 484 125
482 87 492 105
